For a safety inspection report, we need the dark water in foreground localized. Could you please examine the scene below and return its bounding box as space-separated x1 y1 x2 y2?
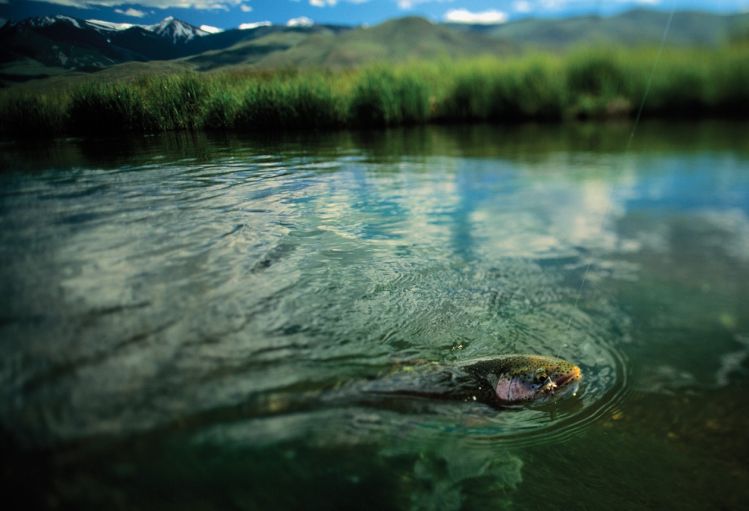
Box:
1 122 748 510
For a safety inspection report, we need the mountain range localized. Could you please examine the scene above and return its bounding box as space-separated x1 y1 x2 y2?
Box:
1 9 747 86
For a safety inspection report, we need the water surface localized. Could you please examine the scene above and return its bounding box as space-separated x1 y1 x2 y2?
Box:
1 122 748 510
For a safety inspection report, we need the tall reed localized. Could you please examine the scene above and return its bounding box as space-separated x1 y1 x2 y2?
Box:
1 46 748 137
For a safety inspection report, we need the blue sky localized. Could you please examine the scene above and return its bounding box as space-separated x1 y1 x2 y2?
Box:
2 1 748 29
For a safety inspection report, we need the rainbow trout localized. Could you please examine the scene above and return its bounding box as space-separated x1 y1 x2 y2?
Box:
360 354 582 406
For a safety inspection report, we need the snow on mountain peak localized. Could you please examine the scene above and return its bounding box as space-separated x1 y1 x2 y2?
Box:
239 21 273 30
15 15 215 43
56 16 81 28
200 25 223 34
25 16 55 28
146 17 208 42
23 15 81 29
86 19 135 32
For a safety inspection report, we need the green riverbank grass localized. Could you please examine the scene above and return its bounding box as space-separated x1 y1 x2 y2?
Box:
1 46 748 136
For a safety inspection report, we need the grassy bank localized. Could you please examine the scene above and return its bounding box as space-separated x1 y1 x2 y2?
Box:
1 46 748 136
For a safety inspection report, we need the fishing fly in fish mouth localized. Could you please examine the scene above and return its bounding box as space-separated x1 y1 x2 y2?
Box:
460 355 583 404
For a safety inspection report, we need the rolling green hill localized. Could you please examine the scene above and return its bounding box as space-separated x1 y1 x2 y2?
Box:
474 9 749 48
180 10 749 72
185 28 337 71
252 17 513 69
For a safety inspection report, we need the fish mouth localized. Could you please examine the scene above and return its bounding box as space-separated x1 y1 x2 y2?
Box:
555 366 582 388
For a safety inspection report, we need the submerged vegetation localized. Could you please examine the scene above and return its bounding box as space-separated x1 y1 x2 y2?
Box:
2 46 749 136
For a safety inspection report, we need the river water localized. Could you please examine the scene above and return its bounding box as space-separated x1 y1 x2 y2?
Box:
1 122 748 510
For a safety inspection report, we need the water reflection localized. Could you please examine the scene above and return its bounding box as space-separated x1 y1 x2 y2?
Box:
1 122 748 509
2 120 749 172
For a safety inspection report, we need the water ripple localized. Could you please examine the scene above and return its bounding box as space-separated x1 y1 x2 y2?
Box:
0 131 637 448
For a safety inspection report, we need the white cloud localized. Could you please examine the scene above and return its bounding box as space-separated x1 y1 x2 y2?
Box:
398 0 453 10
539 0 568 10
310 0 337 6
200 24 223 33
240 3 252 12
444 9 508 25
287 16 314 27
513 1 531 13
525 0 660 11
114 7 146 17
238 21 271 30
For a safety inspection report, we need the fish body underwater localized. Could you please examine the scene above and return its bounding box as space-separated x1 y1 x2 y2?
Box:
358 354 582 407
462 355 582 405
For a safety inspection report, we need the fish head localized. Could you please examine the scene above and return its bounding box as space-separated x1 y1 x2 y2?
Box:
494 355 582 404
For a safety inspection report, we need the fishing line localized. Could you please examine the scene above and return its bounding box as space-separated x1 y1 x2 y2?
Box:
553 3 676 436
628 6 676 149
565 2 676 332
